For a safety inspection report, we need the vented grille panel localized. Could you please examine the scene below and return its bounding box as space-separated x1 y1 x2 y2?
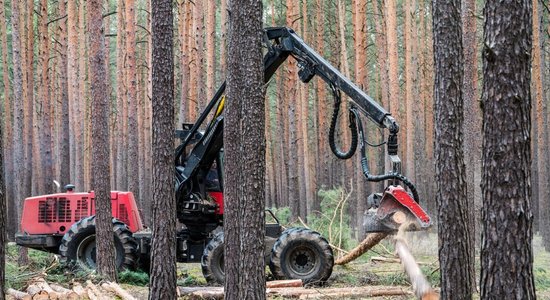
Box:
38 199 55 223
118 204 129 225
75 198 89 221
57 198 71 222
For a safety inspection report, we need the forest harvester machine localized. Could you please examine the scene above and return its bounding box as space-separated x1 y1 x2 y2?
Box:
16 27 431 284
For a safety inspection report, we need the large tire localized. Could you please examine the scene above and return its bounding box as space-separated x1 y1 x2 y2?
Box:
201 232 225 284
269 227 333 285
59 216 138 271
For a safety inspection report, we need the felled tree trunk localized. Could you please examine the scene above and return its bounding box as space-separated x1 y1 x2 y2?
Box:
334 233 388 265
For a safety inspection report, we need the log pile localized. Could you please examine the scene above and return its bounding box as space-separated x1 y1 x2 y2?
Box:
6 278 136 300
178 280 412 299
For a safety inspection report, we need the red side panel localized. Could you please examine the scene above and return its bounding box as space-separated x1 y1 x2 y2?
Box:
20 191 144 235
209 191 224 215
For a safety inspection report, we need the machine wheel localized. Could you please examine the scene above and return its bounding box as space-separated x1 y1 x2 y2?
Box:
59 216 138 271
269 227 333 285
201 232 225 284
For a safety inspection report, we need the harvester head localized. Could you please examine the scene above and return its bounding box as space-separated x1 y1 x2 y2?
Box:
364 185 431 233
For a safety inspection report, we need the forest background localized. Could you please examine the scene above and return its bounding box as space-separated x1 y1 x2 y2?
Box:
0 0 549 250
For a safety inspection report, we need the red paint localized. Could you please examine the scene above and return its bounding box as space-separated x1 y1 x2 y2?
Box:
209 191 224 215
383 186 431 226
20 191 144 235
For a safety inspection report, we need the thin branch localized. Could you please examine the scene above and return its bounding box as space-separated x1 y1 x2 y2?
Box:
47 14 67 26
137 24 151 35
103 10 117 19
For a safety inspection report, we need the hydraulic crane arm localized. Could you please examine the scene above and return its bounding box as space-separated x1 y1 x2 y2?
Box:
176 27 415 197
262 27 398 134
175 27 431 233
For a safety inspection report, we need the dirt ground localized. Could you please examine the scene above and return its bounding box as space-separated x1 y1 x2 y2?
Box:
5 232 550 299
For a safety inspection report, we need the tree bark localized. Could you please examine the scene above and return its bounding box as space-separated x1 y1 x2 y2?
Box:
125 0 140 206
78 0 88 190
58 0 70 188
0 82 6 300
224 0 266 299
480 0 536 298
532 0 550 250
38 0 53 195
193 0 205 109
205 0 216 101
461 0 480 286
115 0 127 190
149 0 177 298
0 0 15 239
67 0 79 189
432 0 474 298
88 0 117 282
285 0 300 218
11 0 29 265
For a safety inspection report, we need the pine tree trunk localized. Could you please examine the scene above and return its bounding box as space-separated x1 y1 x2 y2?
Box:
23 0 33 200
385 0 400 156
77 0 87 190
178 1 189 124
115 0 127 190
0 24 6 298
126 0 140 203
149 0 177 298
0 0 15 238
187 0 198 121
372 0 388 193
433 0 474 298
315 0 327 208
11 0 24 236
193 0 206 109
461 0 480 289
224 1 266 298
220 0 228 78
67 0 79 189
479 0 536 297
88 0 117 282
58 0 70 188
205 0 215 101
286 0 300 217
404 0 415 181
532 0 550 251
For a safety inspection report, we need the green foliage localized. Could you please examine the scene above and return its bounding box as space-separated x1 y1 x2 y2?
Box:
267 206 292 226
535 267 550 291
118 270 149 286
307 188 355 250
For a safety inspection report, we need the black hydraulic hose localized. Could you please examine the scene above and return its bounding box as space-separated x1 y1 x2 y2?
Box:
329 86 358 159
351 108 420 203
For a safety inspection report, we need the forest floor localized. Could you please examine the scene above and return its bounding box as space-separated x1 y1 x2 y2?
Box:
4 232 550 299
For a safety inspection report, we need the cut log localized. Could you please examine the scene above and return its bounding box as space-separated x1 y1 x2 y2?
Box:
25 284 43 296
86 280 109 300
267 286 411 298
371 256 401 263
178 285 411 299
71 283 87 297
30 291 49 300
101 282 136 300
6 288 32 300
394 234 439 299
266 279 303 288
50 284 80 299
32 278 59 300
178 287 224 300
334 232 388 265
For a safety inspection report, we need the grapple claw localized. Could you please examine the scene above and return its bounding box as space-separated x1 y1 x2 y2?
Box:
364 185 431 233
